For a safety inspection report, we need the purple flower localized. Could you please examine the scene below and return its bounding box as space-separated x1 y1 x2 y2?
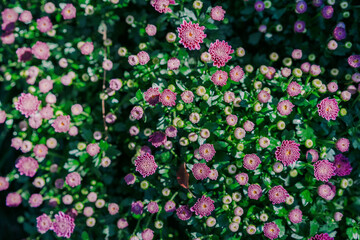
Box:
191 195 215 217
147 201 159 214
275 140 300 166
131 201 144 215
36 213 52 234
309 233 334 240
124 173 136 185
52 211 75 238
348 55 360 68
314 160 336 182
334 154 352 176
321 6 334 19
333 27 346 41
268 185 289 204
254 1 265 12
135 153 158 177
288 209 303 224
248 184 262 200
295 1 307 14
294 20 305 33
148 131 167 148
263 222 280 239
192 163 210 180
176 205 192 220
199 143 216 161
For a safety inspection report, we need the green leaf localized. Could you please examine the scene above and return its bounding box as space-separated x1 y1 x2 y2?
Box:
81 231 90 240
135 89 143 100
310 220 320 237
300 190 313 206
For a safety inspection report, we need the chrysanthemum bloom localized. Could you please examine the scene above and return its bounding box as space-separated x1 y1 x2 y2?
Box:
108 203 119 215
15 156 39 177
109 79 122 91
258 90 271 103
165 200 176 212
145 24 157 36
317 98 339 121
292 49 302 60
15 93 41 118
234 127 246 139
199 143 216 161
277 100 295 116
275 140 300 166
130 106 143 120
130 126 139 136
117 219 128 229
288 209 303 223
247 225 257 235
243 154 261 170
310 64 321 76
327 82 338 93
335 138 350 152
83 206 94 217
259 137 270 148
131 201 144 215
1 33 15 45
36 214 52 234
314 160 336 182
176 205 193 220
306 149 319 162
16 47 32 62
167 57 180 70
32 41 50 60
348 55 360 68
44 2 56 13
312 0 323 7
144 87 160 106
248 184 262 200
61 4 76 19
263 222 280 239
177 20 206 50
52 115 71 133
281 67 291 77
226 114 238 126
318 184 334 200
321 5 334 19
165 126 177 138
210 6 226 21
102 59 113 70
135 153 158 177
333 27 346 41
11 137 22 150
128 55 139 66
211 70 228 86
147 201 159 214
150 0 174 13
80 42 94 55
40 105 54 120
327 40 338 50
6 192 22 207
243 120 255 132
254 1 265 11
209 40 234 68
33 144 48 158
192 163 210 180
191 195 215 217
229 222 239 232
208 169 218 180
235 173 249 185
0 110 6 124
160 89 177 107
294 20 305 33
334 212 343 222
0 177 9 191
21 140 33 153
66 172 81 187
52 211 75 238
39 79 53 93
149 131 167 148
87 192 97 203
141 228 154 240
137 51 150 65
309 233 334 240
61 75 72 86
181 90 194 103
29 193 43 208
341 91 352 101
223 91 235 103
268 185 289 204
287 82 302 97
295 1 307 14
36 16 52 33
2 8 18 23
334 154 352 176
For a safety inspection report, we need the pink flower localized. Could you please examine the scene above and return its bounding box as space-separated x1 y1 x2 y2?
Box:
103 59 113 70
117 219 129 229
287 82 302 97
160 89 177 106
165 126 177 138
243 154 261 170
61 4 76 20
181 90 194 103
314 160 336 182
211 70 228 86
39 79 53 93
192 163 210 180
137 51 150 65
147 201 159 214
191 195 215 217
309 233 334 240
52 115 70 133
165 200 176 212
1 33 15 45
258 90 271 103
128 55 139 66
36 16 53 33
131 201 144 214
229 66 244 82
268 185 289 204
0 110 6 124
263 222 280 239
199 143 216 161
16 47 33 62
167 57 180 70
32 41 50 60
176 205 193 220
34 144 48 158
36 214 52 234
29 114 42 129
86 143 100 157
224 91 235 103
208 40 234 68
248 184 262 200
210 6 226 21
52 211 75 238
6 192 22 207
149 131 167 147
235 173 248 185
150 0 174 13
0 177 9 191
80 42 94 55
110 79 122 91
145 24 157 36
29 193 43 208
142 228 154 240
144 87 161 106
124 173 136 185
108 203 119 215
15 156 39 177
11 137 22 150
226 114 238 126
2 8 18 23
19 10 32 23
291 49 302 60
335 138 350 152
318 184 335 200
334 154 352 176
317 98 339 121
306 149 319 162
131 106 144 120
275 140 300 166
288 209 303 224
135 153 158 177
66 172 82 187
208 169 218 180
277 100 295 116
15 93 41 118
177 20 206 50
243 120 254 132
40 105 54 120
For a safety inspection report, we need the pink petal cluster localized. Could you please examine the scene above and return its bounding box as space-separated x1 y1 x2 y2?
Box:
210 6 226 21
61 4 76 20
36 213 52 234
287 82 302 97
288 208 303 224
211 70 228 86
208 40 234 68
32 41 50 60
135 153 158 177
36 16 52 33
277 100 295 116
52 115 71 133
314 160 336 182
191 195 215 217
243 154 261 170
80 42 94 55
66 172 82 187
150 0 175 13
248 184 262 200
268 185 289 204
15 93 41 118
15 156 39 177
177 20 206 50
199 143 216 161
275 140 301 166
317 97 339 121
144 87 161 106
334 154 352 176
52 211 75 238
263 222 280 239
192 163 210 180
160 89 177 106
176 205 193 221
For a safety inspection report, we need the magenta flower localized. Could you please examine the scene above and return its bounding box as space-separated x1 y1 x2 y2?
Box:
277 100 295 116
295 1 307 14
32 41 50 60
294 20 305 33
317 98 339 121
66 172 82 187
36 213 52 234
263 222 280 239
149 131 167 148
254 1 265 12
131 201 144 215
15 93 41 118
137 51 150 65
334 154 352 176
135 153 158 177
243 154 261 170
61 4 76 20
335 138 350 152
318 184 335 201
211 70 228 86
15 156 39 177
287 82 302 97
288 209 303 224
142 228 154 240
151 0 174 13
321 5 334 19
147 201 159 214
165 200 176 212
108 203 119 215
258 90 271 103
177 20 206 50
199 143 216 161
131 106 144 120
192 163 210 180
309 233 334 240
2 8 18 23
248 184 262 200
52 115 71 133
210 6 226 21
29 193 43 208
144 87 161 106
181 90 194 103
191 195 215 217
306 149 319 162
314 160 336 182
275 140 300 166
80 42 94 55
333 27 346 41
229 66 244 82
6 192 22 207
268 185 289 204
145 24 157 36
124 173 136 185
36 16 53 33
167 57 180 70
52 211 75 238
0 177 9 191
160 89 177 107
235 173 249 185
16 47 32 62
176 205 193 220
208 40 234 68
165 126 177 138
348 55 360 68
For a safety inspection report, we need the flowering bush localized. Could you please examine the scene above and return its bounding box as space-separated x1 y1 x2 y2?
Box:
0 0 360 240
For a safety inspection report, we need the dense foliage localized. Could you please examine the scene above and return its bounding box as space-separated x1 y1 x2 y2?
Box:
0 0 360 239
